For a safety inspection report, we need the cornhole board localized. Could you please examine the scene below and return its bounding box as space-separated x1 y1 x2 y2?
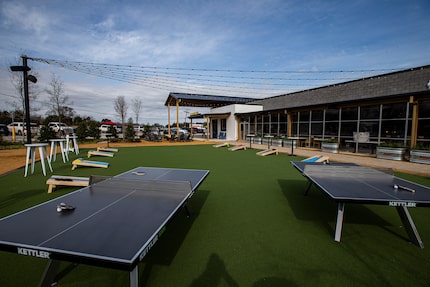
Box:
88 150 115 158
228 145 247 151
72 158 110 170
256 148 278 156
97 147 119 152
302 155 330 163
46 175 90 193
213 142 229 148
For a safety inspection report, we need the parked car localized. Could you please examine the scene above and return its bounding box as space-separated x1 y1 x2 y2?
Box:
193 127 206 134
133 125 144 137
169 127 190 136
7 122 38 136
167 127 191 141
0 124 10 136
48 122 74 135
7 122 24 135
99 124 118 133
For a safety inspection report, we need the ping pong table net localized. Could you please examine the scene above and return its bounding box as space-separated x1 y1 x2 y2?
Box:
87 177 193 194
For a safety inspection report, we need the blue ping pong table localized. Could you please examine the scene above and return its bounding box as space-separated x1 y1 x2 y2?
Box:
291 161 430 248
0 167 209 287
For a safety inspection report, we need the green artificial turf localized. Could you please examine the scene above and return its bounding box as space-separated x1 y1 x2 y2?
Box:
1 145 430 286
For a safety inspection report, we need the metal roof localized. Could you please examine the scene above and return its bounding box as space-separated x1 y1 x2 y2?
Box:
165 93 257 108
250 65 430 111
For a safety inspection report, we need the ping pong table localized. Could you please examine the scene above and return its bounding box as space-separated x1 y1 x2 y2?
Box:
291 161 430 248
0 166 209 287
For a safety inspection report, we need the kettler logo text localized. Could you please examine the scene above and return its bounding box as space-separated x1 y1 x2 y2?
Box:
389 201 416 207
139 235 158 260
17 247 50 259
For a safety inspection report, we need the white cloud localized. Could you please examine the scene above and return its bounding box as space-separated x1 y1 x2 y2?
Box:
1 0 430 125
94 15 116 31
1 1 52 38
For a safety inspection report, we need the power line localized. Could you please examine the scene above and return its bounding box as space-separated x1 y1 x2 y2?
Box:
27 57 402 97
28 57 398 74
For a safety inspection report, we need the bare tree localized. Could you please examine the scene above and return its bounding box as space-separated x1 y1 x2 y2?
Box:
45 73 71 123
114 95 128 139
131 96 142 124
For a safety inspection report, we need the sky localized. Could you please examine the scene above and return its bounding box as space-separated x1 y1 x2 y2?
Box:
1 0 430 125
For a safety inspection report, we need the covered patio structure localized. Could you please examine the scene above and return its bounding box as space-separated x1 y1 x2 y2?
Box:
164 92 256 139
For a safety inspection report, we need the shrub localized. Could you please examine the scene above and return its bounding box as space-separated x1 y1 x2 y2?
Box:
38 125 57 142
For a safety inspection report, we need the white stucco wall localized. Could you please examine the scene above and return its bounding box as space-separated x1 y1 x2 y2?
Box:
210 104 263 140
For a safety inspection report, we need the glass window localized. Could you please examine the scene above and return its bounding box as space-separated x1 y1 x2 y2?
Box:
417 119 430 139
299 123 309 136
381 120 406 139
360 105 380 120
279 114 288 123
261 114 269 135
341 107 358 121
271 121 278 135
311 123 323 136
299 111 310 122
382 103 407 119
325 122 339 136
359 121 379 137
256 115 262 124
279 113 288 137
279 124 287 137
255 115 263 136
263 123 270 135
325 108 339 121
292 122 298 136
290 112 298 122
419 100 430 118
340 122 357 136
311 110 323 121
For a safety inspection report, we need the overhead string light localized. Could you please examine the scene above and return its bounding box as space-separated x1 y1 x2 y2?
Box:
27 57 400 98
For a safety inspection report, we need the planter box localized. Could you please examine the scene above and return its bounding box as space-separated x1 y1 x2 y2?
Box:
376 147 407 161
252 138 262 144
410 150 430 164
321 142 339 153
283 139 297 149
272 139 283 147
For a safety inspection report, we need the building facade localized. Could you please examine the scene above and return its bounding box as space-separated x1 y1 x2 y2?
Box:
233 65 430 153
167 65 430 153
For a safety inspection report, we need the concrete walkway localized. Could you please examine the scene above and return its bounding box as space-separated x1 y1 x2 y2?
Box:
234 140 430 176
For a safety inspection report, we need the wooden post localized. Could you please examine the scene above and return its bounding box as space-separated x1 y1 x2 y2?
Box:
176 99 180 132
287 111 292 137
167 102 171 138
206 116 210 140
410 96 419 148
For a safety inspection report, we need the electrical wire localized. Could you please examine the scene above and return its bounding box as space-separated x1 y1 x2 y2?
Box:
27 56 402 98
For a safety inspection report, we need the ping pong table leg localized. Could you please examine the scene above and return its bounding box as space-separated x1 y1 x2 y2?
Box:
130 265 139 287
38 259 61 287
304 181 313 196
334 202 345 242
184 202 192 217
396 206 424 248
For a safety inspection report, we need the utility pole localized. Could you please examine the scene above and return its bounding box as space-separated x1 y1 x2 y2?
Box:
10 55 37 144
